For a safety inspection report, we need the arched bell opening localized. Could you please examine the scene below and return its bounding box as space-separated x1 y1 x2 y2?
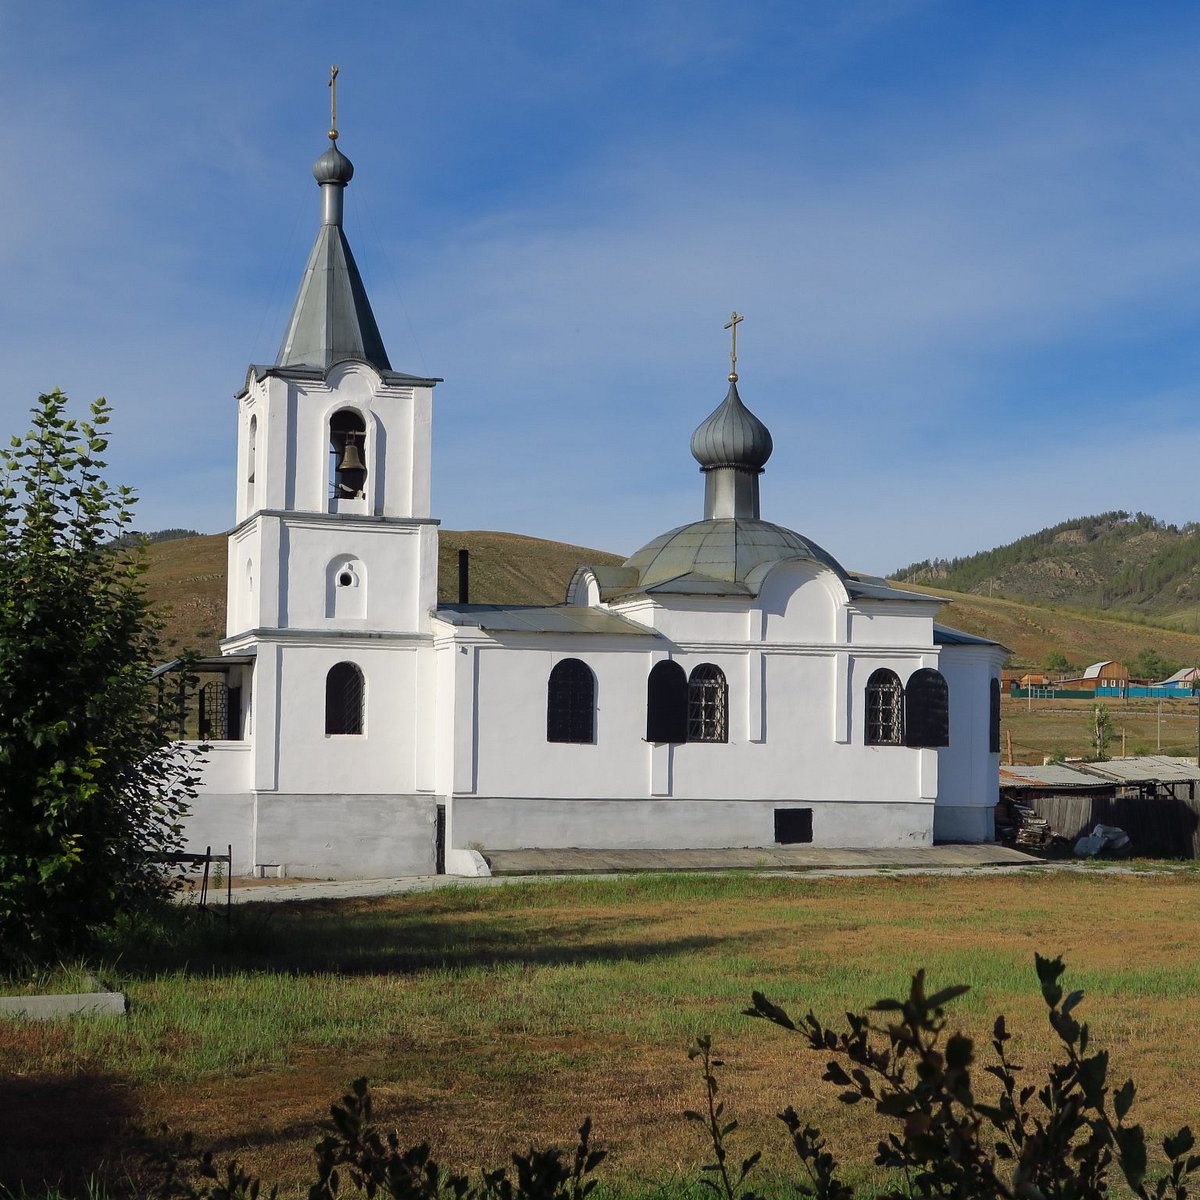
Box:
245 414 257 512
328 409 367 511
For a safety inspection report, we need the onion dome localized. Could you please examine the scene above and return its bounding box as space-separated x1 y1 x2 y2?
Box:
313 142 354 185
690 380 773 472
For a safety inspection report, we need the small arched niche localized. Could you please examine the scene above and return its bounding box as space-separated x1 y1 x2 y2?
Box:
326 554 366 619
328 409 367 512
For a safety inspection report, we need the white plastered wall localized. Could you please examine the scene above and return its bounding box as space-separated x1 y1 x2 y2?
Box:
934 644 1005 842
437 604 948 851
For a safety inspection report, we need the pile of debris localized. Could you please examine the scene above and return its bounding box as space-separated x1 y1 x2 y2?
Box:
996 797 1131 858
995 799 1054 849
1072 824 1132 858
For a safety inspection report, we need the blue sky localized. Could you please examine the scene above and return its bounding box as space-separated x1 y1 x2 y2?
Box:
5 1 1200 575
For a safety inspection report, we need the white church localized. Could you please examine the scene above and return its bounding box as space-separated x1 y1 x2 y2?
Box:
170 125 1006 878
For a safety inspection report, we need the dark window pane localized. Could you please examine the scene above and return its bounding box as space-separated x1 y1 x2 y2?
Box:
866 669 903 745
547 658 595 743
989 678 1001 754
326 662 364 735
905 668 949 748
646 661 688 742
687 663 728 743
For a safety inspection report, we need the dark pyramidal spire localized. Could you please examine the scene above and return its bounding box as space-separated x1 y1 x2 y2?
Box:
275 69 391 372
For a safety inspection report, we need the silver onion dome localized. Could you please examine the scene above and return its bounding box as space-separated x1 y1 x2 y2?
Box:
313 142 355 186
690 380 773 472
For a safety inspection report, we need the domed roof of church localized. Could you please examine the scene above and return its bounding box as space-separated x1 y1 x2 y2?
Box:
690 380 773 471
622 517 847 591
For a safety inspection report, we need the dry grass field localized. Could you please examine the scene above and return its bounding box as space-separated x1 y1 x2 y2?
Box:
1000 695 1200 763
4 872 1200 1197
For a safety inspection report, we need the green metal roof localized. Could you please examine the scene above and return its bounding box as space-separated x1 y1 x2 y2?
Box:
436 604 658 636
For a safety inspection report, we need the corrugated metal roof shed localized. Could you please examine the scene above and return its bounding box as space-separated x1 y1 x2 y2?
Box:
1000 764 1104 788
1080 756 1200 784
1001 757 1200 789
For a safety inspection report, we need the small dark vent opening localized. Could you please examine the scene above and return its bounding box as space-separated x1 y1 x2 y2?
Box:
774 808 813 845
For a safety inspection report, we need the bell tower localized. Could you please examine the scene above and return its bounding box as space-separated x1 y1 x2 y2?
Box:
216 78 442 878
224 102 441 643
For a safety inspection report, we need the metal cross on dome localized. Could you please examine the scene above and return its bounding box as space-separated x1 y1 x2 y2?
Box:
724 310 744 382
328 65 340 141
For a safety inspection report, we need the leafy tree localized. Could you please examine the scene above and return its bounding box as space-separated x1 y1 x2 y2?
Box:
1091 702 1113 761
1133 648 1179 682
0 391 196 966
1044 651 1071 673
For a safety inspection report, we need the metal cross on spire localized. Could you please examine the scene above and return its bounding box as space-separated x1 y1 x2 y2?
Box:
328 65 340 141
724 311 744 382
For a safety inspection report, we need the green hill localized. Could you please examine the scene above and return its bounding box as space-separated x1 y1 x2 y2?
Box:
142 528 1200 672
899 583 1200 672
893 511 1200 626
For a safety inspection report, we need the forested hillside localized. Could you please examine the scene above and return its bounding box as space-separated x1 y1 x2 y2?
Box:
894 511 1200 626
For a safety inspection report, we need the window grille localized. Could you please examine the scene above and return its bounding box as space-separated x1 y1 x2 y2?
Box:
325 662 365 735
547 658 595 743
905 668 950 748
866 669 904 745
646 661 688 742
198 680 229 741
989 678 1001 754
687 664 728 743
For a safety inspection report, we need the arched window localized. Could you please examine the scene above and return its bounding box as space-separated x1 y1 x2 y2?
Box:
905 668 949 748
989 677 1001 754
547 659 596 744
646 661 688 743
245 414 257 510
329 409 367 503
325 662 365 735
866 669 904 745
687 663 728 743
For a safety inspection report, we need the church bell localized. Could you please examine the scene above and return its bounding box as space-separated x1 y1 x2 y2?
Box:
338 436 366 474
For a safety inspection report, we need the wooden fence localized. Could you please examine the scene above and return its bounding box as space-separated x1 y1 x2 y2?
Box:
1021 791 1200 859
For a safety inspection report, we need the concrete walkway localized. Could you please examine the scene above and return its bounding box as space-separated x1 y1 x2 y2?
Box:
482 843 1039 875
210 843 1044 905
